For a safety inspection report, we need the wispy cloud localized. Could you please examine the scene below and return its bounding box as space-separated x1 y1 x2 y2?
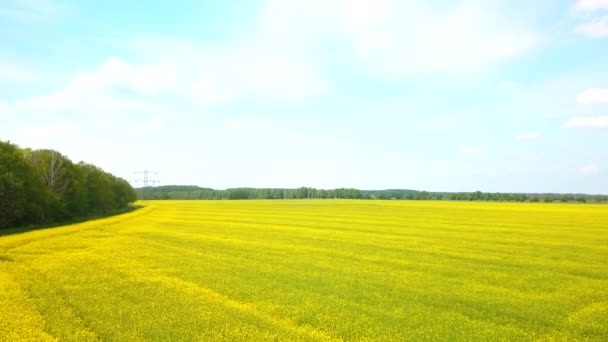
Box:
0 102 9 117
577 88 608 104
132 116 166 134
258 0 540 76
575 16 608 37
416 115 460 133
564 88 608 129
0 64 33 81
573 0 608 12
8 57 175 119
22 122 76 139
125 38 334 106
460 144 489 155
515 132 540 141
223 118 272 130
573 0 608 37
563 115 608 128
1 0 606 192
0 0 63 21
70 57 177 96
580 163 600 174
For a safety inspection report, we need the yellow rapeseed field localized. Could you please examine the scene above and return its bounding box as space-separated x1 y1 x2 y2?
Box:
1 200 607 341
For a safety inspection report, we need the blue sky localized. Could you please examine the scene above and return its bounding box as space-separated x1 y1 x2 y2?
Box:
1 0 607 193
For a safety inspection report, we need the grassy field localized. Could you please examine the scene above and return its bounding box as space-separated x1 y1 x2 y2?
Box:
0 200 607 341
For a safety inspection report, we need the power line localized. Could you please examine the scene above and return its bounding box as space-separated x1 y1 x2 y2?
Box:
134 169 159 201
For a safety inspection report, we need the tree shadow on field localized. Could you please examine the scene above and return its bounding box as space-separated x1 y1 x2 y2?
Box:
0 204 143 237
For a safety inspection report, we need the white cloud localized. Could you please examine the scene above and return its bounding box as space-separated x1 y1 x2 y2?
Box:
575 16 608 37
2 50 331 178
249 55 333 101
577 88 608 104
363 3 538 75
0 58 181 162
500 81 522 90
460 144 489 154
14 122 82 153
126 39 333 106
562 115 608 128
22 122 76 139
6 57 177 119
117 0 539 108
580 164 600 174
572 0 608 37
573 0 608 12
0 101 12 120
132 116 166 134
564 88 608 129
13 86 162 119
258 0 540 76
416 115 459 133
0 64 33 81
70 57 177 96
515 132 540 141
223 118 271 130
0 0 65 21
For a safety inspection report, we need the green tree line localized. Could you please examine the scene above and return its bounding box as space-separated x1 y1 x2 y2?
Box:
137 186 608 203
1 141 137 229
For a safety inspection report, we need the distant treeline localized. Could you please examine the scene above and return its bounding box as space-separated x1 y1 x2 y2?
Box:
137 186 608 203
0 141 137 229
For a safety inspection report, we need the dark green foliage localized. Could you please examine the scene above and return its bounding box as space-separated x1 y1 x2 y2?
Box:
138 185 608 203
137 185 221 200
227 188 253 200
0 153 27 227
0 141 136 229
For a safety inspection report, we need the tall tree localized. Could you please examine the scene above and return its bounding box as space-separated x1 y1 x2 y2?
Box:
1 141 137 229
26 149 72 195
